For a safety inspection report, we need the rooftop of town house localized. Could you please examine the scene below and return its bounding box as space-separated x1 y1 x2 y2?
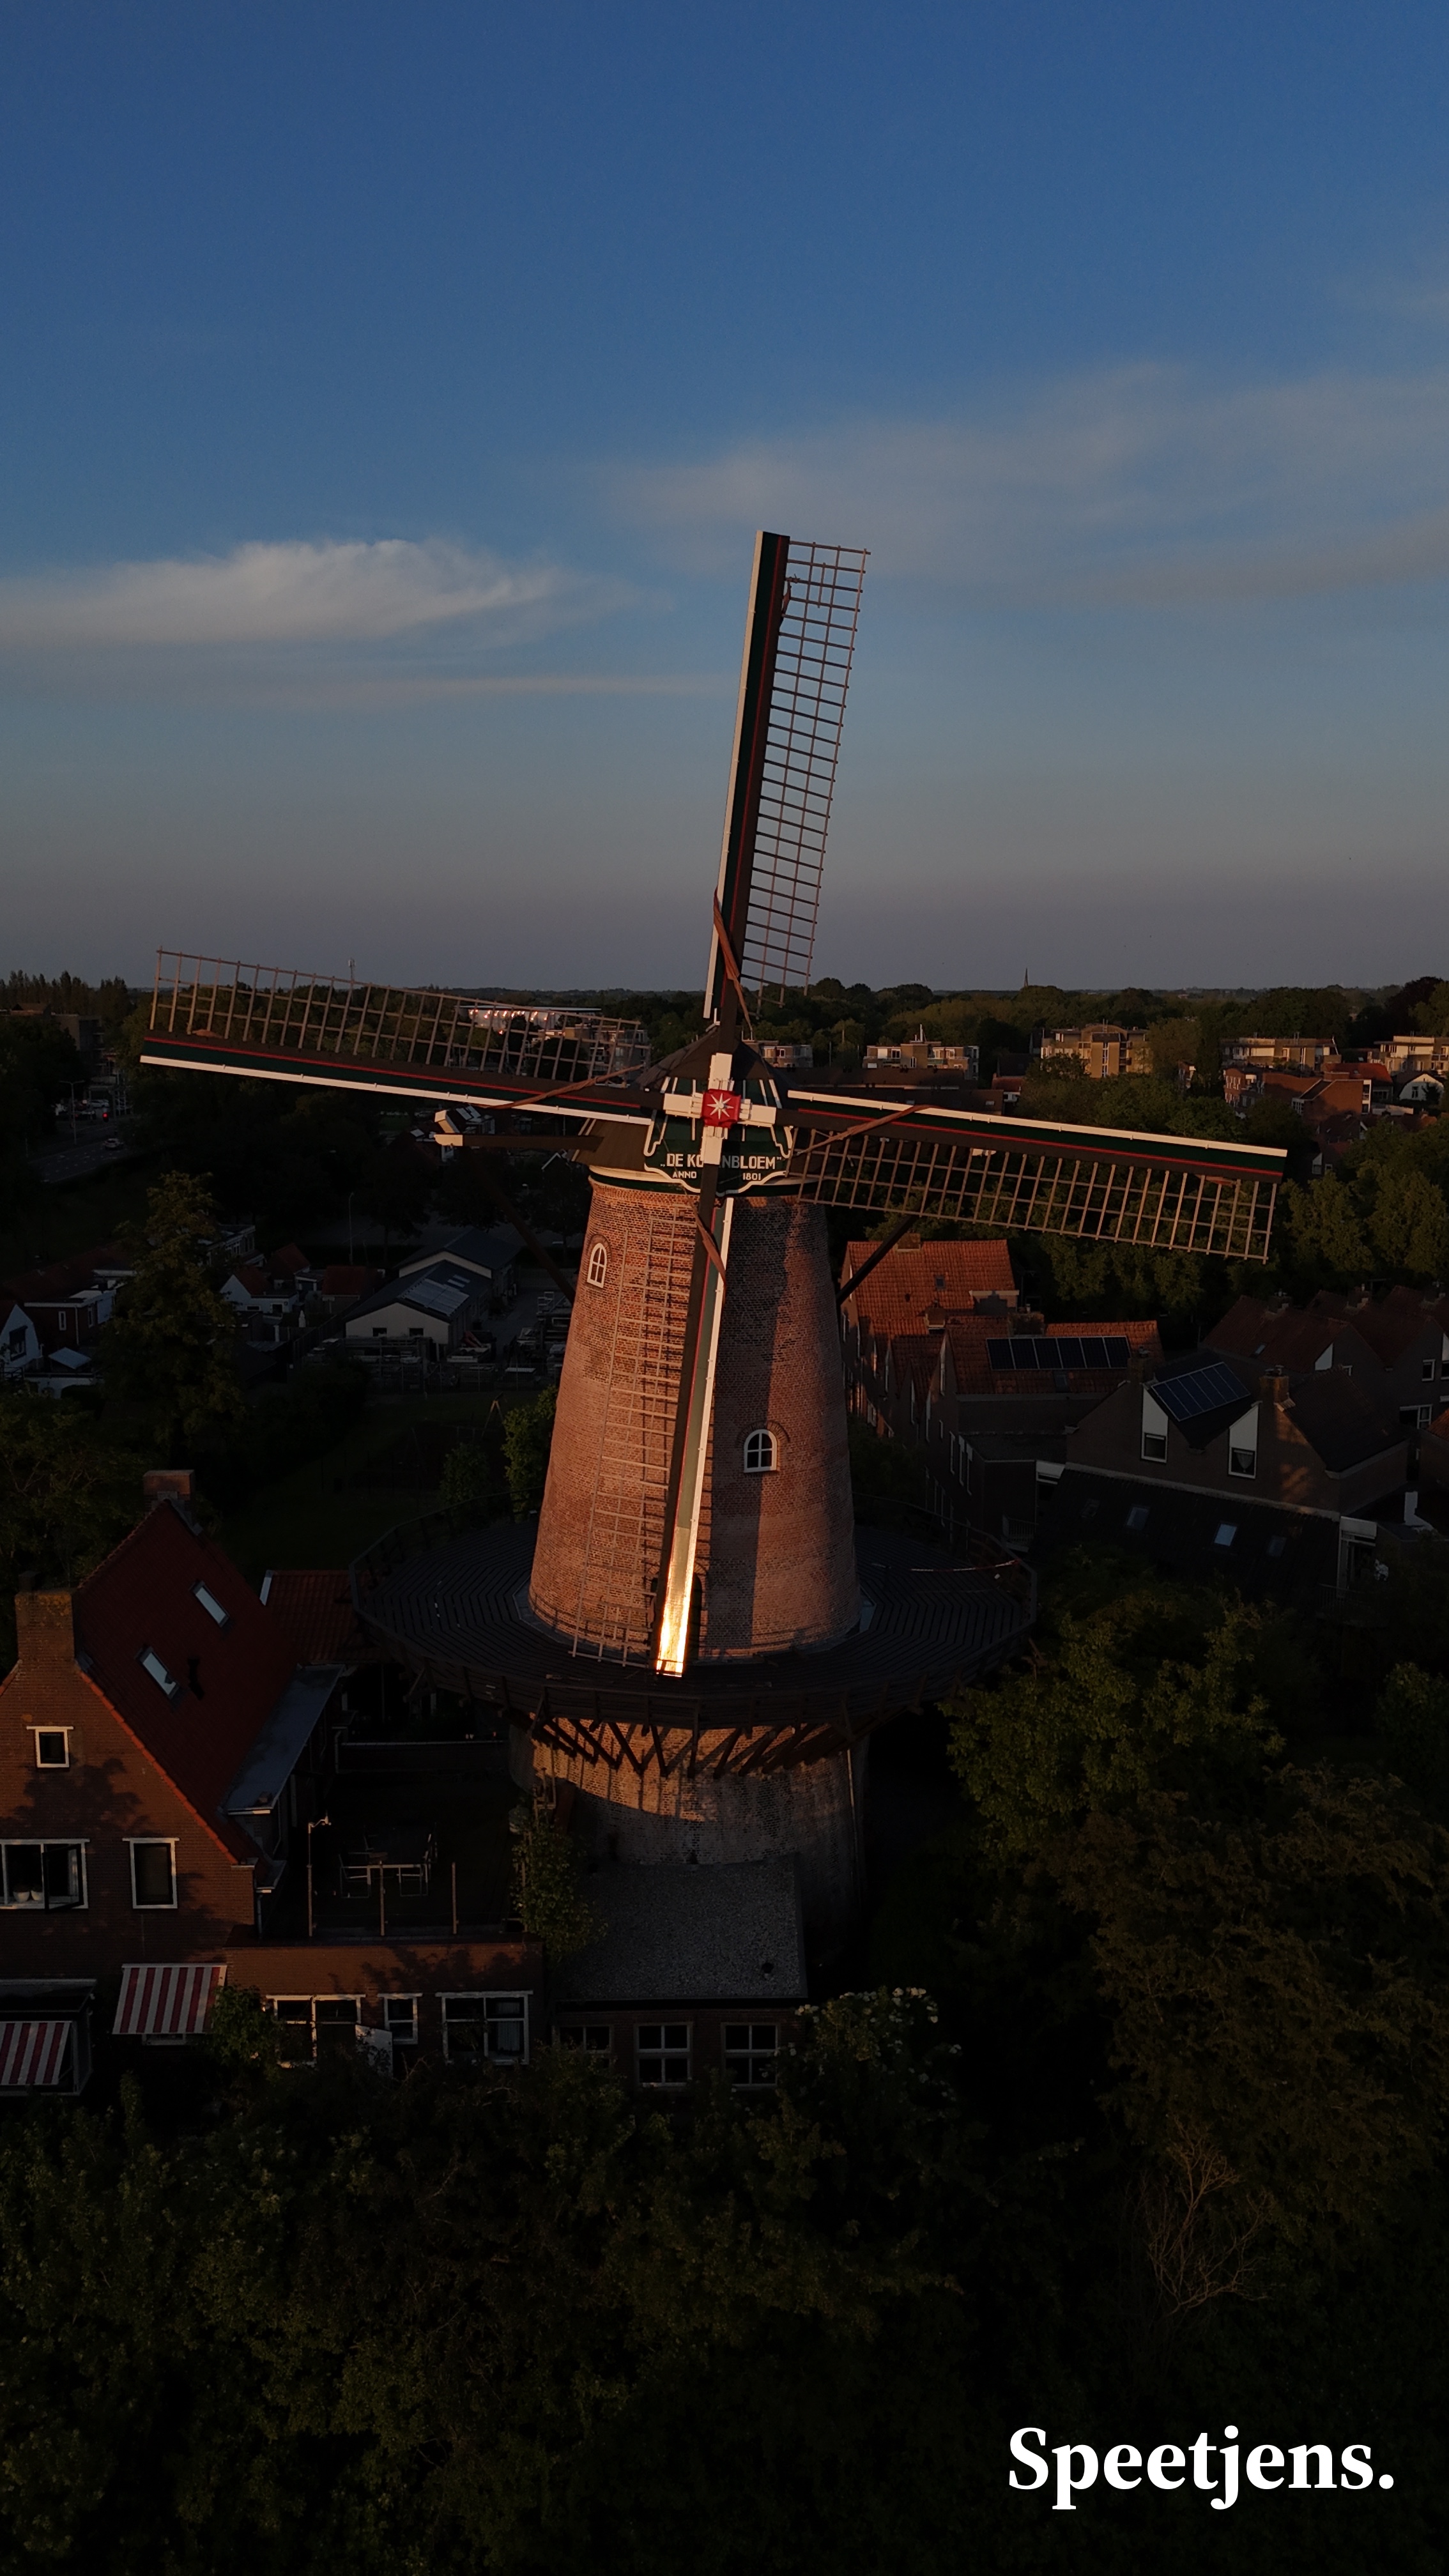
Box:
1 1243 124 1307
270 1243 310 1276
399 1225 523 1279
946 1314 1162 1397
839 1236 1017 1333
250 1768 516 1947
345 1262 479 1325
260 1568 380 1666
1032 1471 1346 1599
1209 1293 1354 1373
1142 1347 1405 1475
553 1859 807 2008
312 1263 383 1301
63 1498 325 1862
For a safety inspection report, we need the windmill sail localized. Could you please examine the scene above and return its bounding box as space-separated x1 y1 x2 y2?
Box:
705 533 867 1015
783 1096 1281 1262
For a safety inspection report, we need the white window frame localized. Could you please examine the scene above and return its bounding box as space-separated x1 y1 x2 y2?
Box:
192 1581 231 1629
742 1428 777 1475
1229 1445 1257 1479
1140 1390 1169 1464
127 1838 178 1910
381 1995 420 2046
722 2021 779 2087
636 2021 692 2086
440 1991 530 2066
27 1724 72 1768
586 1241 608 1289
266 1995 365 2062
0 1839 89 1910
139 1648 182 1702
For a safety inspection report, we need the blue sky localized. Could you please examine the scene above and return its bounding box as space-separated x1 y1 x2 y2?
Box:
3 1 1449 991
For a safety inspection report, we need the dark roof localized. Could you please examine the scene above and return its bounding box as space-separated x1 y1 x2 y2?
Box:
1034 1469 1342 1601
75 1503 304 1860
400 1226 522 1279
553 1859 806 2007
346 1262 478 1324
261 1568 380 1665
1286 1372 1406 1473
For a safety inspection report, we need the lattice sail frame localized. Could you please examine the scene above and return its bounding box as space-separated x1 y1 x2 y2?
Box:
783 1117 1278 1262
147 954 650 1086
738 540 866 1003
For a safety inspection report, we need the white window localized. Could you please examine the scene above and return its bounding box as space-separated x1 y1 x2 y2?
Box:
723 2023 779 2087
1141 1430 1167 1462
139 1648 181 1701
556 2023 612 2057
441 1991 529 2065
192 1581 230 1629
28 1726 70 1768
381 1995 419 2046
1140 1390 1169 1464
128 1840 178 1908
1 1841 88 1910
267 1997 364 2062
1229 1445 1256 1478
586 1241 608 1289
637 2023 691 2085
743 1428 777 1475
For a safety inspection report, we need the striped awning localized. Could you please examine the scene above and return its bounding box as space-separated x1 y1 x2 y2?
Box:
0 2021 73 2089
113 1963 227 2039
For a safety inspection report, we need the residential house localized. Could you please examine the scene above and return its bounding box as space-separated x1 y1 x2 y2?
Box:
0 1484 540 2090
399 1225 522 1310
1037 1024 1150 1079
552 1859 806 2096
1 1305 40 1384
219 1259 305 1344
309 1263 385 1317
1037 1347 1407 1595
863 1036 980 1080
344 1260 492 1353
1209 1287 1449 1434
1 1246 119 1355
1222 1034 1340 1073
756 1041 815 1068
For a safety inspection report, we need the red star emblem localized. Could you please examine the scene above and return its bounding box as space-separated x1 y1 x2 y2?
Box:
702 1088 742 1128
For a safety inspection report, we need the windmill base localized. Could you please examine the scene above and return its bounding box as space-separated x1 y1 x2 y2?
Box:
512 1725 864 1965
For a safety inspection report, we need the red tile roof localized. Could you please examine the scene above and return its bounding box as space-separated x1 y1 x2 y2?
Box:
944 1314 1161 1395
2 1243 123 1305
841 1237 1016 1340
271 1243 309 1276
316 1264 383 1301
262 1569 378 1666
75 1503 300 1860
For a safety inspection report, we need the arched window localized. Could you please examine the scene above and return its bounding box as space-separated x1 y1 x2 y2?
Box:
586 1241 608 1289
743 1428 777 1475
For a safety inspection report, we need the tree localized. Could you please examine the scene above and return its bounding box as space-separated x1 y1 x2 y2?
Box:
439 1407 510 1521
509 1799 602 1963
98 1172 246 1459
0 1398 142 1664
358 1137 431 1253
503 1387 556 1514
947 1591 1276 1862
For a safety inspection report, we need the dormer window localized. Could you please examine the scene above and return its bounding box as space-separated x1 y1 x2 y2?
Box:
139 1648 181 1702
743 1429 777 1475
192 1582 230 1629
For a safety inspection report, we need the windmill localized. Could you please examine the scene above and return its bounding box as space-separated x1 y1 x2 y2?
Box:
142 533 1285 1934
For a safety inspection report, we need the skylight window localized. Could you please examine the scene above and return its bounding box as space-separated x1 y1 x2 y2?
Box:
1213 1523 1238 1549
139 1648 182 1700
192 1582 230 1629
1124 1506 1149 1533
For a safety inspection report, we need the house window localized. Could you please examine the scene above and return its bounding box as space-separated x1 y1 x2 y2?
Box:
1141 1430 1167 1462
556 2023 611 2057
29 1728 70 1768
1124 1506 1149 1533
1229 1445 1257 1479
1400 1404 1432 1429
381 1995 420 2046
586 1241 608 1289
723 2023 779 2087
441 1992 529 2065
743 1429 777 1475
129 1841 178 1908
1423 1360 1438 1381
1 1842 87 1910
267 1997 364 2062
637 2023 691 2085
1213 1523 1238 1549
139 1648 181 1701
192 1581 230 1629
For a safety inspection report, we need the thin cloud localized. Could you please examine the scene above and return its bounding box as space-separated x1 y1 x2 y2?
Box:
611 365 1449 602
0 537 587 650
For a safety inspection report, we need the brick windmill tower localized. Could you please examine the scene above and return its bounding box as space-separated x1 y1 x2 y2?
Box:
142 533 1285 1940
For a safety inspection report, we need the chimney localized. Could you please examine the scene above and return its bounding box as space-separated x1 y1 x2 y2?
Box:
15 1588 75 1671
1128 1351 1154 1384
144 1468 195 1506
1259 1364 1289 1406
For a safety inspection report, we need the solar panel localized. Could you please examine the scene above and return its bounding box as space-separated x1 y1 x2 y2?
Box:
986 1338 1013 1367
1052 1337 1085 1368
1153 1363 1246 1423
1104 1337 1131 1365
